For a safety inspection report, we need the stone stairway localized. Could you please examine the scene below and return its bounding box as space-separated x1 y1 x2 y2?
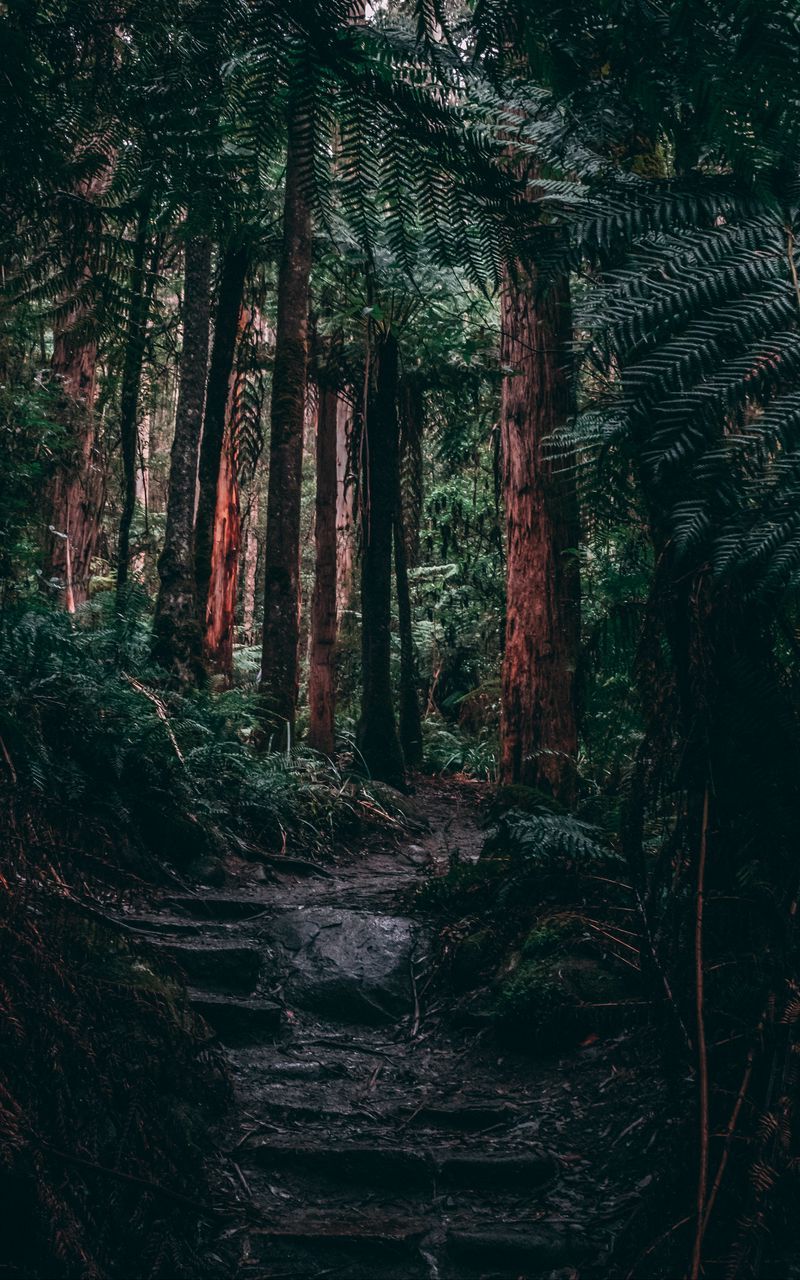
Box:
123 782 596 1279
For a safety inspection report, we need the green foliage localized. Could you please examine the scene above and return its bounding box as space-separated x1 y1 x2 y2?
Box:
421 717 498 780
0 308 66 593
0 602 382 869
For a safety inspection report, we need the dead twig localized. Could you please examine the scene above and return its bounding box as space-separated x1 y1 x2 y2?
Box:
690 785 711 1280
120 673 186 766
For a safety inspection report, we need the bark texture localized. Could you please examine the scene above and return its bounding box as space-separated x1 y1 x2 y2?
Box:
152 237 212 682
194 244 248 625
335 393 356 620
204 306 248 679
307 385 340 755
259 99 313 749
356 332 405 785
44 323 104 610
394 485 423 768
204 416 241 680
241 485 260 643
116 198 155 601
499 269 579 801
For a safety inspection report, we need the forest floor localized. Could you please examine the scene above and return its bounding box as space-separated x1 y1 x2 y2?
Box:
122 778 665 1280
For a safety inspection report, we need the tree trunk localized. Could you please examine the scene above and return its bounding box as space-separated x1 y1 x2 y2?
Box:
241 486 260 643
151 237 212 682
357 331 405 785
307 385 339 755
499 268 580 802
116 197 155 603
204 307 248 679
399 380 424 567
336 392 356 620
194 243 249 624
394 475 423 768
44 323 104 611
204 421 241 680
259 97 313 750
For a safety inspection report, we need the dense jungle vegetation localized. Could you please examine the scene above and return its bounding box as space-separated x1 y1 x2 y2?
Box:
3 2 800 1278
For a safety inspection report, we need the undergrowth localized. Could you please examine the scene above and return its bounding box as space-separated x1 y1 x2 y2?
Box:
422 795 642 1049
0 600 400 1279
0 602 389 873
0 795 229 1279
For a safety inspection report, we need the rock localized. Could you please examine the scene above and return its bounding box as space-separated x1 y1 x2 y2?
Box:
268 907 421 1022
151 939 261 993
188 991 282 1042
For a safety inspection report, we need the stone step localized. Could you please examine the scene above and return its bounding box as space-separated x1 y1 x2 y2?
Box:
445 1226 590 1275
188 991 282 1042
242 1138 554 1191
406 1100 525 1131
247 1214 429 1278
150 939 261 993
165 893 268 921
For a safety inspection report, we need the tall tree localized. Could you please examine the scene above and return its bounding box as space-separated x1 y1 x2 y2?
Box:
259 92 313 749
395 382 424 767
42 171 110 610
499 267 579 801
194 243 249 625
307 382 340 754
151 236 212 681
115 193 156 602
357 329 405 785
43 308 105 612
203 304 248 679
335 392 356 619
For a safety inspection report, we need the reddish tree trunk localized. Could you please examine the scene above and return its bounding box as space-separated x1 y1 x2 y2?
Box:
195 243 249 625
307 385 339 755
203 307 249 679
335 393 356 620
499 268 580 801
259 95 313 749
204 424 241 679
356 331 405 786
44 326 105 610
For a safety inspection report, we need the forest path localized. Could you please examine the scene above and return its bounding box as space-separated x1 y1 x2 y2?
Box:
132 779 613 1278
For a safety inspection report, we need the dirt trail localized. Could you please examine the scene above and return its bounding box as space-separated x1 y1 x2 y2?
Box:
129 778 649 1279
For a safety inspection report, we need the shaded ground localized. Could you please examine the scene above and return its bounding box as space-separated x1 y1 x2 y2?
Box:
122 778 666 1279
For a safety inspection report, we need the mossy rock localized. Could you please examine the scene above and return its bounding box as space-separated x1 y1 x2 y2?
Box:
493 919 635 1051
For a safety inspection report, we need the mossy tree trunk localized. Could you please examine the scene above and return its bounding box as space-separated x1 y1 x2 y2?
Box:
116 193 156 604
152 236 212 682
194 243 249 625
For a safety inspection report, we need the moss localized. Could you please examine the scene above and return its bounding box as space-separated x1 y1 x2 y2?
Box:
493 917 629 1050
